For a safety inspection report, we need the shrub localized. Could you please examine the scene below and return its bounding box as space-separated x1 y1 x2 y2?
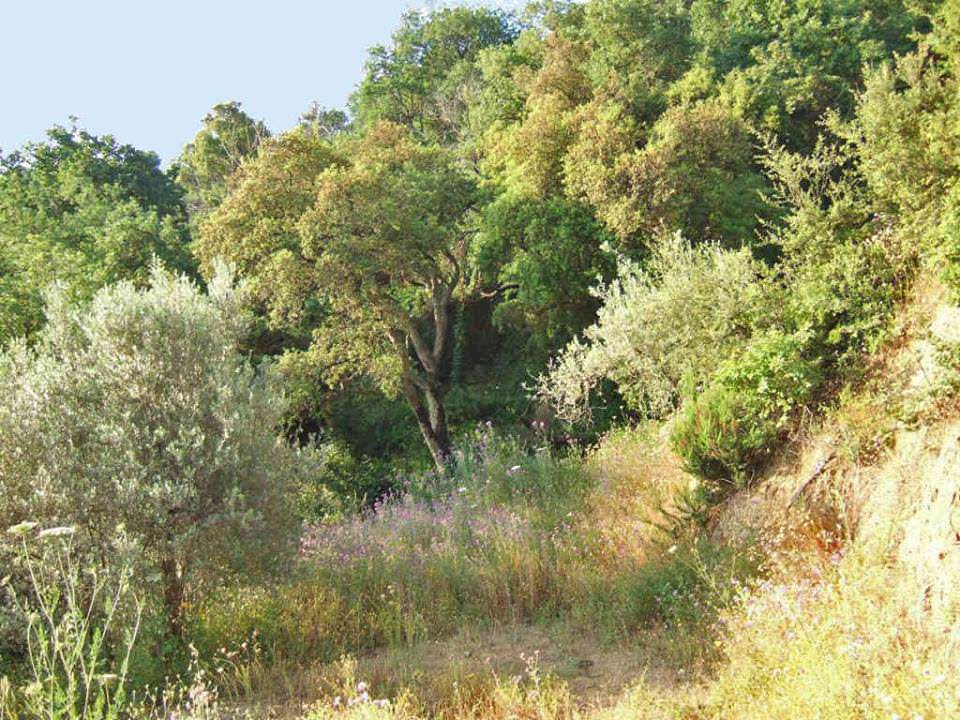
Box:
761 136 907 359
940 187 960 297
538 232 773 422
671 330 821 483
0 264 316 641
842 41 960 301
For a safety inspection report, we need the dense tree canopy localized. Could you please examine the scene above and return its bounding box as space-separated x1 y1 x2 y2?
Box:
174 101 270 221
0 125 192 341
184 0 946 472
351 7 520 142
195 127 341 335
0 0 953 485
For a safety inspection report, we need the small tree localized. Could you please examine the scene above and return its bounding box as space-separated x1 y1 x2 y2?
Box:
299 123 478 470
0 265 310 636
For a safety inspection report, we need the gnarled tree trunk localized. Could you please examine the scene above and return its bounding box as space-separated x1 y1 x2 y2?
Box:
392 280 456 472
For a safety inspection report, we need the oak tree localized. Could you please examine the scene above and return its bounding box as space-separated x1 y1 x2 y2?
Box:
199 122 478 470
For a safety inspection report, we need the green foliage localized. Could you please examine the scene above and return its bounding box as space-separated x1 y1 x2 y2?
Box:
298 103 350 139
189 0 935 489
294 439 397 521
174 101 269 221
580 0 693 116
351 7 519 143
539 233 773 422
690 0 924 146
296 123 480 469
841 29 960 296
477 196 614 353
0 125 192 342
297 121 476 377
941 187 960 297
564 100 770 248
199 119 484 471
671 330 821 482
480 34 592 198
931 0 960 64
195 126 341 332
0 265 312 636
762 137 905 356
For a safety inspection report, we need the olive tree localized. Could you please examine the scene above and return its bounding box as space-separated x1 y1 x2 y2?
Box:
0 265 315 636
538 233 773 421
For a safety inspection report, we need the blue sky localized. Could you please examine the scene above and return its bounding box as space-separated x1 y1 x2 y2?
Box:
0 1 475 163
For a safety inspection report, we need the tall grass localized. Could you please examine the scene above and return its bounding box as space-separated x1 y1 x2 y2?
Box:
217 545 958 720
0 524 140 720
704 551 960 718
6 422 947 720
188 426 755 681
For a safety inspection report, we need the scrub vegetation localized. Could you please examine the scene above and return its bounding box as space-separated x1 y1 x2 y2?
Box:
3 0 960 717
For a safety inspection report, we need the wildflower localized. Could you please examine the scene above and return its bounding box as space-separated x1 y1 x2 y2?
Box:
7 521 38 536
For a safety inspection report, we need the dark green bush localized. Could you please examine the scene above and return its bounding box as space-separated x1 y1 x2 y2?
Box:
672 331 821 483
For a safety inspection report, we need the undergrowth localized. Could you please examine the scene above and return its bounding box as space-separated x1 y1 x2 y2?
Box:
189 427 751 675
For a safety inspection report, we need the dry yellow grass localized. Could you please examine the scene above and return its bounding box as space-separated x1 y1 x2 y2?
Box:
581 422 696 566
